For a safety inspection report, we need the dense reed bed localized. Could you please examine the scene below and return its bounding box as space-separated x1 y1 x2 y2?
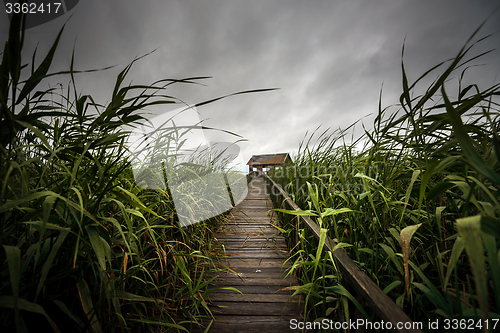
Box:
270 24 500 331
0 14 254 332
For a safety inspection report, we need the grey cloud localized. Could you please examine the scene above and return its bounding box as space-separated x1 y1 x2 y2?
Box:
1 0 499 166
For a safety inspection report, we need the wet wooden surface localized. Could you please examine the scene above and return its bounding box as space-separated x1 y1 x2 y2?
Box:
189 176 303 333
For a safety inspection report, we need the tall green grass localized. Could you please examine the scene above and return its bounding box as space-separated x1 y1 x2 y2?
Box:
0 13 259 333
270 23 500 331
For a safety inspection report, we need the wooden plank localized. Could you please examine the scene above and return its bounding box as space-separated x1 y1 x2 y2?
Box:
231 221 278 224
219 243 287 250
220 233 279 239
220 227 280 231
188 315 303 333
231 210 272 214
220 233 279 238
220 246 288 252
222 224 277 228
219 228 277 233
215 236 275 241
229 215 272 219
207 301 300 316
218 228 279 233
229 224 279 227
231 217 276 220
207 314 300 323
209 285 296 295
219 227 279 233
241 198 270 201
223 225 277 230
222 229 279 235
228 219 274 223
219 267 292 277
218 239 286 245
224 248 288 255
215 236 280 242
217 258 293 268
222 229 278 234
218 252 286 259
215 269 294 279
226 249 288 254
233 205 271 209
209 293 300 303
228 220 276 223
218 246 287 251
223 224 277 227
214 267 292 278
217 235 286 241
213 278 297 288
224 223 277 227
217 232 279 237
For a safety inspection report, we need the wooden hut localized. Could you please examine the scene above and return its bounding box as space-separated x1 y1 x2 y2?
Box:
247 153 291 176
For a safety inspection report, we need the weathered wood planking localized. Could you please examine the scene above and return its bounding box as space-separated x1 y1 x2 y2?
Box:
264 174 424 333
188 176 304 333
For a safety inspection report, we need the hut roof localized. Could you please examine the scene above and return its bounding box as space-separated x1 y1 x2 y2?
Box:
246 153 291 166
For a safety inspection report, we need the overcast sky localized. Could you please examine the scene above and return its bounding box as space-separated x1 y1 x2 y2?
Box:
1 0 499 169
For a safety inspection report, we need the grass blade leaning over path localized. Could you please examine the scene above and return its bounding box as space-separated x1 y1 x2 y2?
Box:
0 11 275 332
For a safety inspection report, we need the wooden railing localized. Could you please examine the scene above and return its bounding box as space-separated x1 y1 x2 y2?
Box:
263 174 423 333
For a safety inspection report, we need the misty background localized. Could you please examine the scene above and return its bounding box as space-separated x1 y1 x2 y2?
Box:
1 0 499 171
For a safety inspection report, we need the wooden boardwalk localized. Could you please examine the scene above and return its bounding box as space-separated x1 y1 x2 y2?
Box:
192 176 303 333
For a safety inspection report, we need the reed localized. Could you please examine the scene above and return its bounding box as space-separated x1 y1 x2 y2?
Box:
270 22 500 331
0 12 264 333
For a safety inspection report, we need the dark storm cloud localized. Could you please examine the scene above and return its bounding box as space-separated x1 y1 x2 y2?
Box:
1 0 499 165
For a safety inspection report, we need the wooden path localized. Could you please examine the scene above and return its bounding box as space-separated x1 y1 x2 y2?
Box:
192 176 303 333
